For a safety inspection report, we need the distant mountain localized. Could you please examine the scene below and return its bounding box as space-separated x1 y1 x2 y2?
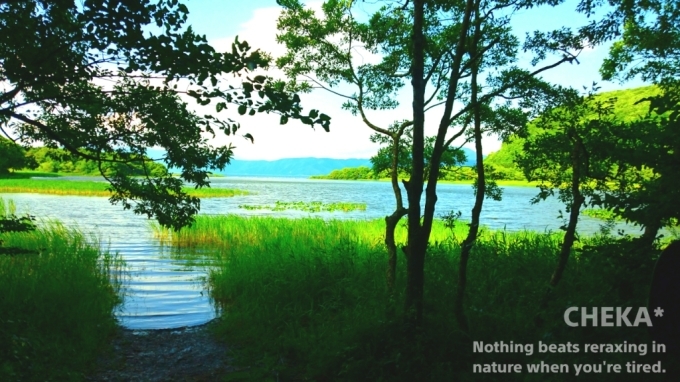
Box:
218 158 373 178
459 147 477 166
145 148 479 178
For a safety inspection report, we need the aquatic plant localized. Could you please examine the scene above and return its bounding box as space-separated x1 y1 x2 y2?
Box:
238 200 367 213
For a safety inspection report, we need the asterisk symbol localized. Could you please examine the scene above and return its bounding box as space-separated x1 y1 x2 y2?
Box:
654 307 664 317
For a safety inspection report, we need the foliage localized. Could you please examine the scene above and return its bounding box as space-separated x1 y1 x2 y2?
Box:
516 88 621 212
0 0 330 230
310 166 378 180
592 97 680 233
488 85 662 183
0 137 36 174
370 132 467 181
25 146 168 176
277 0 590 323
588 0 680 235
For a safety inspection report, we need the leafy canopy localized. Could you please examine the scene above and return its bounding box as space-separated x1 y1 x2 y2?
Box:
0 0 331 230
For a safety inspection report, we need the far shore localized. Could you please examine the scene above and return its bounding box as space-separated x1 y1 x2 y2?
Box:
0 172 245 198
309 176 538 187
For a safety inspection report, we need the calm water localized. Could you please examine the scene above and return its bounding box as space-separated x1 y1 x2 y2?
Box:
4 177 643 329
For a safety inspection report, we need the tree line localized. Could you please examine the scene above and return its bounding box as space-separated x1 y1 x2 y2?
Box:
1 138 166 177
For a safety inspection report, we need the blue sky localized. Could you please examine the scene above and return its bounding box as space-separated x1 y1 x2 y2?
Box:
179 0 649 160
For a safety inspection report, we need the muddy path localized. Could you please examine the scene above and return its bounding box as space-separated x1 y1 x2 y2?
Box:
86 320 236 382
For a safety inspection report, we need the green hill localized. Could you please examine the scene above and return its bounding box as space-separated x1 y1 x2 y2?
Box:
485 85 660 180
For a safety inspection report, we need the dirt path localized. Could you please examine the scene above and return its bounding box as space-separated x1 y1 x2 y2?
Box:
86 319 235 382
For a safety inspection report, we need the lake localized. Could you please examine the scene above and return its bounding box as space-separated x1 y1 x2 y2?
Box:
4 177 643 329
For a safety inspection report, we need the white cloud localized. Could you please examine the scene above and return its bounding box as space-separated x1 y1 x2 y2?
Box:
201 3 501 160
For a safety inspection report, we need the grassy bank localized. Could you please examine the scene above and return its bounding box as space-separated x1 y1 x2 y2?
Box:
156 216 668 381
0 201 123 381
0 178 248 198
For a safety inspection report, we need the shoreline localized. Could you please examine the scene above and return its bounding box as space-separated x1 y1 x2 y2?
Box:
309 176 537 187
0 176 247 198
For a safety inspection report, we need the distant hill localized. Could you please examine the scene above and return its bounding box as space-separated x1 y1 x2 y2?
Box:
146 148 478 178
485 85 660 180
459 147 478 166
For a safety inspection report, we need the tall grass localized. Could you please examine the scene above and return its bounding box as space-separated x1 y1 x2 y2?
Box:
0 199 124 381
0 178 248 197
153 214 465 249
155 215 669 381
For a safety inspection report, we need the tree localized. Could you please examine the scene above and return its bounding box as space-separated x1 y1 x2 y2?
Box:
583 0 680 245
516 87 623 288
0 137 34 173
277 0 588 328
0 0 330 230
370 133 467 182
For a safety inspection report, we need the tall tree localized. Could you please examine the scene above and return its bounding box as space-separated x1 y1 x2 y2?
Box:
0 0 329 230
278 0 588 327
584 0 679 244
517 88 623 288
0 137 34 173
405 0 583 327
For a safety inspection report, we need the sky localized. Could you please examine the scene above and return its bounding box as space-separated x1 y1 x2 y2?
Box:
177 0 649 160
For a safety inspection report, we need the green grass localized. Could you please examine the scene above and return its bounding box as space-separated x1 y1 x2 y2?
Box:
0 199 123 381
583 208 622 221
154 215 670 381
238 201 367 213
0 178 248 198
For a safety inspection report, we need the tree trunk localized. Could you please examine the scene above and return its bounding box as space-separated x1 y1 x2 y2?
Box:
404 0 426 326
386 132 408 291
386 209 407 290
455 35 483 332
405 0 475 326
549 133 585 287
639 220 661 248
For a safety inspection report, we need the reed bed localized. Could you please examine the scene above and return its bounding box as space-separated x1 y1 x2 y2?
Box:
0 178 248 198
153 214 465 249
155 215 665 381
0 199 124 381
